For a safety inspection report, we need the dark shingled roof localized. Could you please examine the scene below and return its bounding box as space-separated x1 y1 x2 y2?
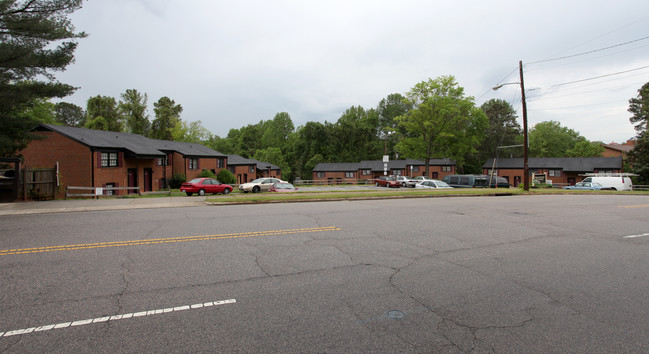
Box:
226 155 280 171
35 124 225 158
483 156 623 172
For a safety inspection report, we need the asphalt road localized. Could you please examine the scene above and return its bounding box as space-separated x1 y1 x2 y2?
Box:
1 194 649 352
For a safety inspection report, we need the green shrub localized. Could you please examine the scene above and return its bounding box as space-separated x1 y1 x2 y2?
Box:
198 169 216 178
169 173 186 189
217 169 236 184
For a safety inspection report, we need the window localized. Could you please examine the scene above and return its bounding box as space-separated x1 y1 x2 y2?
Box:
442 166 452 172
228 166 235 174
361 169 371 175
412 166 419 172
101 152 118 167
249 165 255 173
157 156 168 166
104 183 115 195
188 158 198 170
549 170 562 177
217 158 224 168
316 172 325 178
392 170 402 176
345 172 354 178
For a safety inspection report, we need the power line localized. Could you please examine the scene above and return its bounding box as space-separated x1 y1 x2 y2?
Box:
549 65 649 88
527 35 649 65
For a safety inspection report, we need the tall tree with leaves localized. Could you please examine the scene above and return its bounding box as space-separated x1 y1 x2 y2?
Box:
150 96 182 141
119 89 150 135
85 95 122 132
528 121 601 158
395 76 488 175
55 102 85 126
262 112 294 153
628 81 649 183
0 0 86 156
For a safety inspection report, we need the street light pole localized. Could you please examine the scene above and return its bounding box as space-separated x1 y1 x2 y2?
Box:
519 60 529 191
492 62 530 191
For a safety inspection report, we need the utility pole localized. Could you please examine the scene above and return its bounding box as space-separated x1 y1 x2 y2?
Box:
519 60 529 191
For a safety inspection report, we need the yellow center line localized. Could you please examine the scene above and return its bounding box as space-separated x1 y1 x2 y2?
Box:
0 226 341 256
618 204 649 208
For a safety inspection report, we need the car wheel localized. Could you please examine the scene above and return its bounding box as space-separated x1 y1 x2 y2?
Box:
611 187 617 191
402 182 406 187
185 192 193 196
223 188 231 195
252 186 260 193
198 189 206 196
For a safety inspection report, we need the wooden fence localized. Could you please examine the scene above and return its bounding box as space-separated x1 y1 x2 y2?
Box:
23 168 56 200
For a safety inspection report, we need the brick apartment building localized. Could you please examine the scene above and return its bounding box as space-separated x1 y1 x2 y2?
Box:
482 156 624 187
19 124 228 199
312 158 456 183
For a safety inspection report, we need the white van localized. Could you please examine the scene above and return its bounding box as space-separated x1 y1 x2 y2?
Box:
581 176 633 191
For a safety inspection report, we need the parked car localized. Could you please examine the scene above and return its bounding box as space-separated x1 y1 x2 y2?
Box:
581 176 632 191
395 175 418 187
375 175 401 188
269 182 298 192
180 178 233 196
239 177 287 193
442 174 489 188
563 182 612 190
488 176 510 188
415 180 453 189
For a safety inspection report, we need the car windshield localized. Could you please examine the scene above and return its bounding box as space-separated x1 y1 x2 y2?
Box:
435 181 451 187
249 178 265 183
188 178 202 183
275 183 294 189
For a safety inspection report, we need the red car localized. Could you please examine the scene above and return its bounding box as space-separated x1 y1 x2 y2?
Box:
180 178 233 196
374 175 401 188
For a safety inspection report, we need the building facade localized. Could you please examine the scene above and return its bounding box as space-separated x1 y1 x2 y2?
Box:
482 156 624 187
20 124 228 199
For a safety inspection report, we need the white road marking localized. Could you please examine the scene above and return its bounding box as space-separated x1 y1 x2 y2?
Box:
0 298 236 338
623 233 649 239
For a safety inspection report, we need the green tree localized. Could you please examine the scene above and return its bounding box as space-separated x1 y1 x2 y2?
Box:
395 75 488 175
377 93 410 130
171 120 211 143
629 82 649 134
478 99 522 158
528 121 600 158
628 81 649 183
254 147 291 178
55 102 85 126
329 106 381 162
119 89 150 135
18 99 56 124
0 0 86 156
150 96 182 140
85 95 122 132
262 112 294 152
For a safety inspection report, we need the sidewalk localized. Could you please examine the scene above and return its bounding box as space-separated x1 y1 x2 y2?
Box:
0 196 207 216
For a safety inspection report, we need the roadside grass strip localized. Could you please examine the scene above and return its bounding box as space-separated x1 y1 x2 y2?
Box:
0 226 341 256
0 299 236 338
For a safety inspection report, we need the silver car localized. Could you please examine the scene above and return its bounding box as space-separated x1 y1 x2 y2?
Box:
239 177 287 193
415 180 453 189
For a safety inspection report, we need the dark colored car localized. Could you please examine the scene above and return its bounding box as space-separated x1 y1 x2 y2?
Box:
375 175 401 188
180 178 233 196
488 176 510 188
442 174 489 188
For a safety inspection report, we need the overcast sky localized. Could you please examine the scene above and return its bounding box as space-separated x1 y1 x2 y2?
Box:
57 0 649 144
